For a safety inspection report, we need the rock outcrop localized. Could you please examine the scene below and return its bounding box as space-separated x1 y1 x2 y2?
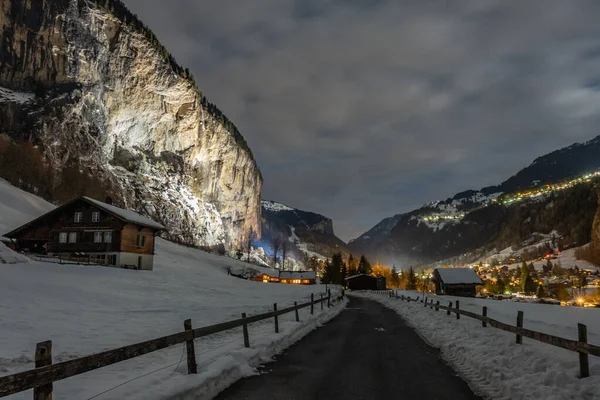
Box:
0 0 262 248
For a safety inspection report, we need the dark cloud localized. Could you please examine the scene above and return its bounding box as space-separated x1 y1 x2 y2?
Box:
122 0 600 241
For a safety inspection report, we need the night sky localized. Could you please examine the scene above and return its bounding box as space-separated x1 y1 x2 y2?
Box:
122 0 600 241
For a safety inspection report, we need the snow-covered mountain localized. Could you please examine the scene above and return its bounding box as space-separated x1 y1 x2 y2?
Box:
349 135 600 266
0 0 261 250
261 200 348 262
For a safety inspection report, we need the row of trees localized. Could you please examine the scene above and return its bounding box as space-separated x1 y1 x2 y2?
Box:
0 136 112 205
321 253 374 285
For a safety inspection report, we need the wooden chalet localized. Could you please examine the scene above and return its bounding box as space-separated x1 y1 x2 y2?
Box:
432 268 483 297
3 196 166 270
345 274 386 290
278 271 317 285
254 273 280 283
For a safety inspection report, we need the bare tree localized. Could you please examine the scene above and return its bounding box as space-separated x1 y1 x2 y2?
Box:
281 239 289 271
246 227 257 263
243 267 260 280
271 236 281 268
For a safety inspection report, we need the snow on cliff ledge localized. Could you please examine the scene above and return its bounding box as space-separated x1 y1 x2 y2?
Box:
262 200 294 212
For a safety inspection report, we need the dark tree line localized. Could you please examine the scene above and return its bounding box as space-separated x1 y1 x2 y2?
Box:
321 252 372 285
0 136 112 204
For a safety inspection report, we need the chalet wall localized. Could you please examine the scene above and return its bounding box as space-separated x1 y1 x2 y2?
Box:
119 253 154 271
120 224 155 255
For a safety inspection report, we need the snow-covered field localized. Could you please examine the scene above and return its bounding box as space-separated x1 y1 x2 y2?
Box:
0 180 345 399
360 290 600 400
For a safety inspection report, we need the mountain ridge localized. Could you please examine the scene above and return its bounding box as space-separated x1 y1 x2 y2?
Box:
349 134 600 266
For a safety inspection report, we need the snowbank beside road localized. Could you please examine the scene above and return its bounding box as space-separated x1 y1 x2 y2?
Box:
357 291 600 400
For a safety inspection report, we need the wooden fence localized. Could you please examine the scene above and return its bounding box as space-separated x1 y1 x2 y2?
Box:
371 290 600 379
0 289 344 399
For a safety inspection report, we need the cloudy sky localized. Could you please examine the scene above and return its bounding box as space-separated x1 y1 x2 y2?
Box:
123 0 600 241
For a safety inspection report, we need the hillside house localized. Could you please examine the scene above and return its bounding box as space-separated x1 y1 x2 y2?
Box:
345 274 386 290
253 273 280 283
4 196 165 270
279 271 316 285
432 268 483 297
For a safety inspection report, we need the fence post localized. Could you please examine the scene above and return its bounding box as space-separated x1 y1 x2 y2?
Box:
311 294 314 314
320 294 324 310
435 301 439 311
34 341 52 400
328 290 331 308
183 319 197 374
241 313 250 348
482 306 487 327
578 323 589 378
447 301 452 316
516 311 523 344
423 297 427 307
274 303 279 333
416 296 419 302
430 299 434 309
455 300 460 319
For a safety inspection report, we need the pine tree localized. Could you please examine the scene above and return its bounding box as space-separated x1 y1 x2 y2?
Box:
407 266 417 290
536 284 547 299
347 254 357 276
358 255 371 275
390 267 400 288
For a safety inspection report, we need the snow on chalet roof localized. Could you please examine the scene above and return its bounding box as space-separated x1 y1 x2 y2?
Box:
435 268 482 285
83 197 166 230
345 274 375 280
278 271 316 279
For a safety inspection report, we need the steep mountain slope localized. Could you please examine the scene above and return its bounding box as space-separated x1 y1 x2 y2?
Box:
261 200 348 260
484 135 600 194
0 0 261 249
349 135 600 266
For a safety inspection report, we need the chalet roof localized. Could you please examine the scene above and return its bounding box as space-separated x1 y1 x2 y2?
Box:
279 271 316 279
345 274 375 280
435 268 482 285
4 197 166 238
82 197 166 230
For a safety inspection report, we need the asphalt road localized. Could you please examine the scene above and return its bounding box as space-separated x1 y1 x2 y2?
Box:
215 296 481 400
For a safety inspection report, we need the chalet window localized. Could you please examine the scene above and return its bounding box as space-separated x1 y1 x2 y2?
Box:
59 232 67 243
74 212 82 223
104 231 113 243
94 232 103 243
92 212 100 222
136 234 145 247
68 232 77 243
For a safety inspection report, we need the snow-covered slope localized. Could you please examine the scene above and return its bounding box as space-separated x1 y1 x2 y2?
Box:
0 178 54 237
0 180 340 399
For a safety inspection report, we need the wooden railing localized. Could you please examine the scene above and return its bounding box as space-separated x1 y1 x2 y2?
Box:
369 290 600 378
0 290 345 399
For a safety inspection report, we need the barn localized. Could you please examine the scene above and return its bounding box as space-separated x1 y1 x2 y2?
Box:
345 274 386 290
432 268 483 297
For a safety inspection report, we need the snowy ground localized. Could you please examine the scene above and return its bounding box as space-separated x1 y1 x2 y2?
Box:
0 180 345 399
358 290 600 400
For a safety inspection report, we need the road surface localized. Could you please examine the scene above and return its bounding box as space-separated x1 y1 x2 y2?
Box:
215 296 481 400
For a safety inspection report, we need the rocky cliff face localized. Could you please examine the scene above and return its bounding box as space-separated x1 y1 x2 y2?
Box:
0 0 262 248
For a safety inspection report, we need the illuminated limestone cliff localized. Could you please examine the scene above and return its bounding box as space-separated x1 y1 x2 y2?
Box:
0 0 262 248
